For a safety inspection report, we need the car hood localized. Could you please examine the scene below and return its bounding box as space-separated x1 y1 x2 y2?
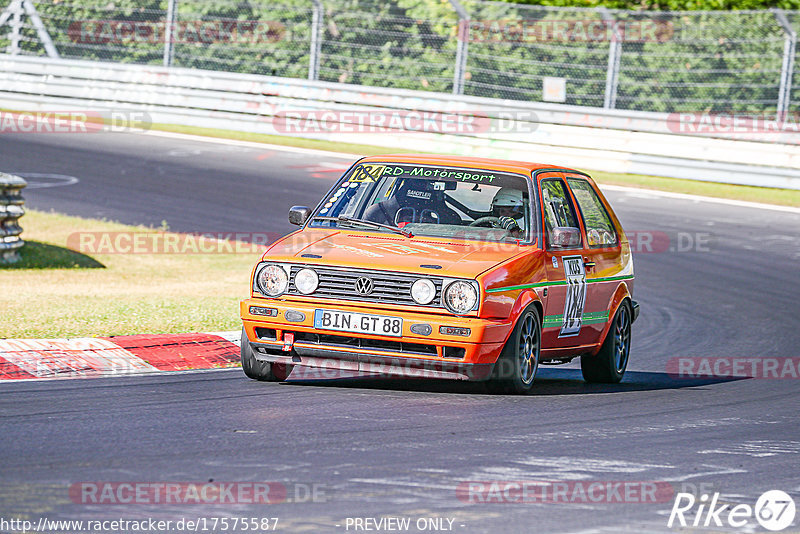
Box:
263 229 528 278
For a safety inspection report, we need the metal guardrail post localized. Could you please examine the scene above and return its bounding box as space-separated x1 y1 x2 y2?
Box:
773 9 796 116
7 0 22 55
0 173 27 265
22 0 58 58
599 8 621 109
308 0 323 81
449 0 469 95
163 0 177 67
0 0 59 57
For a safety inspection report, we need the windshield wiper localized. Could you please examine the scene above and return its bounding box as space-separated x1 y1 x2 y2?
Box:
312 215 413 238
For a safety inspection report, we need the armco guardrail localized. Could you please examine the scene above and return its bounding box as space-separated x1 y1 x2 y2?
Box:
0 172 26 265
2 0 798 115
1 55 799 190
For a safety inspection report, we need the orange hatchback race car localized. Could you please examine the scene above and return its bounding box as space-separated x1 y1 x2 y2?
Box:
240 154 638 393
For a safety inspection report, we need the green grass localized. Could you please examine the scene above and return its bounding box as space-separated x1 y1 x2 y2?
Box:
0 210 258 338
5 240 105 269
590 171 800 208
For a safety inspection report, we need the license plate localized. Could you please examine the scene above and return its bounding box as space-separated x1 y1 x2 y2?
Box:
313 309 403 337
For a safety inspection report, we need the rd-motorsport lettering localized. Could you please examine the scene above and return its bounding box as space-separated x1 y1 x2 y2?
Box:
348 164 499 184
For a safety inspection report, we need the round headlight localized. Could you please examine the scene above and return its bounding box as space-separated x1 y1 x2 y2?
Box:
443 281 478 314
256 264 288 296
411 279 436 305
294 268 319 295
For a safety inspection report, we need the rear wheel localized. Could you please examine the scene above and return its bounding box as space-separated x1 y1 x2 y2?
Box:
487 306 541 394
240 327 291 381
581 301 631 383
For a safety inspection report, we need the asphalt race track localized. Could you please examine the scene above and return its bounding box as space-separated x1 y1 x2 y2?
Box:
1 131 799 533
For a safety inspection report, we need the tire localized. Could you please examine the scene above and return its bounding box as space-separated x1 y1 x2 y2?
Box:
486 305 541 394
240 327 292 381
581 301 632 384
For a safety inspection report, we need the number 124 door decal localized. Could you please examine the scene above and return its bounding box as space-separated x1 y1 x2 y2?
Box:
560 255 587 337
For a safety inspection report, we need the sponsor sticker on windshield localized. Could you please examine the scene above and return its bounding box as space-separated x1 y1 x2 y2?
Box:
348 164 387 183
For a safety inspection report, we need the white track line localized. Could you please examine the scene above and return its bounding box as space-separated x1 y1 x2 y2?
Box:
207 331 241 346
600 184 800 214
142 129 359 159
141 128 800 214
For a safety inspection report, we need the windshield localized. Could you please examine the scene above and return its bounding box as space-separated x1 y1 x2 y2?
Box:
309 163 534 243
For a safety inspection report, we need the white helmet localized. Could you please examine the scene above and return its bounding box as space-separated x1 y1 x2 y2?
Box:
492 188 524 210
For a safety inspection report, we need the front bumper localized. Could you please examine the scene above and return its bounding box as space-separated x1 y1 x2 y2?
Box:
240 298 511 381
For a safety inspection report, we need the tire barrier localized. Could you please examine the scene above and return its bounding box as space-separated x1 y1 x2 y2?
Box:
0 172 26 265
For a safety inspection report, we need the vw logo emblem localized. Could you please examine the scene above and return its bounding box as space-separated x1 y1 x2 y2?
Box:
355 277 374 295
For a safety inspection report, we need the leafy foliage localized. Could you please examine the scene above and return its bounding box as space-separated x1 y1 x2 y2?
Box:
2 0 796 113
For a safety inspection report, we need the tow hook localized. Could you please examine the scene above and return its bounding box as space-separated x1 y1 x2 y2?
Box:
282 332 295 352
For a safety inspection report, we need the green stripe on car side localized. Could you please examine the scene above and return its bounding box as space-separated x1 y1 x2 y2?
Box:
486 275 633 294
542 311 609 328
542 315 561 327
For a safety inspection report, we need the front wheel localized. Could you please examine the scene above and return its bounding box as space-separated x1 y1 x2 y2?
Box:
581 301 632 383
486 306 541 394
240 327 291 381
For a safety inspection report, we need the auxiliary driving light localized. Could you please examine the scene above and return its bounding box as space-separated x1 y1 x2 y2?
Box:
294 268 319 295
411 279 436 305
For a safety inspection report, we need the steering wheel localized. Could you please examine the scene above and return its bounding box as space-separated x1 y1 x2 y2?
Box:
469 216 503 228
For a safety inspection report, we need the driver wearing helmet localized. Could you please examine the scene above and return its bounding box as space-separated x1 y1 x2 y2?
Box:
491 187 525 237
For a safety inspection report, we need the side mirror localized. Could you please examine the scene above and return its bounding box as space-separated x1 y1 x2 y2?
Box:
550 226 581 248
288 206 312 226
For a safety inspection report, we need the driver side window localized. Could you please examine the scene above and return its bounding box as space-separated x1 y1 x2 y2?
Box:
541 178 582 249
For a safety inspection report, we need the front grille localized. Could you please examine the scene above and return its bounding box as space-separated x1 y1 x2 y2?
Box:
292 331 438 356
287 265 444 308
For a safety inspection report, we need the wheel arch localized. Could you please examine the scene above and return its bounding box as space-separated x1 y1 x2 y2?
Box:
597 282 633 349
499 291 543 351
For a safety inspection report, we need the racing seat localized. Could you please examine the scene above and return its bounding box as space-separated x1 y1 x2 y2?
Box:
363 178 462 226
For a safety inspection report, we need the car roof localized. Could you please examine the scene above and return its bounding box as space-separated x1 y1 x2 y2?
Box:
357 154 585 179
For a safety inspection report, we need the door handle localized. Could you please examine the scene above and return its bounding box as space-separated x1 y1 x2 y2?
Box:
583 258 596 270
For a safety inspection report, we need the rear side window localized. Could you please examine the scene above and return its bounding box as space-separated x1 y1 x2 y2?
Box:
567 178 618 248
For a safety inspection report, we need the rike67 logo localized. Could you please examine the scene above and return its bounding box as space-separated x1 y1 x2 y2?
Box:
668 490 796 531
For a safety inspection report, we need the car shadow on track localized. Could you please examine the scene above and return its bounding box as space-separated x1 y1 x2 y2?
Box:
279 368 745 396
